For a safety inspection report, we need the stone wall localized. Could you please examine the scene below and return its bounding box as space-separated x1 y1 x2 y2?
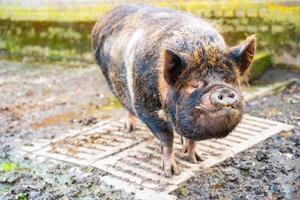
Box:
200 4 300 67
0 1 299 67
158 1 299 66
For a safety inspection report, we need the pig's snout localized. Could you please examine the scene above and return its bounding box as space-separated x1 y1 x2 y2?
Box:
211 88 239 107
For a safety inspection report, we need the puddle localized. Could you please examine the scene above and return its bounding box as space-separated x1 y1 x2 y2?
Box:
31 112 79 129
30 97 122 130
209 182 224 190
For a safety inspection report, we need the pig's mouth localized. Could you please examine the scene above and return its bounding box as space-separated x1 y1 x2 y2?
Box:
194 104 238 113
175 84 243 141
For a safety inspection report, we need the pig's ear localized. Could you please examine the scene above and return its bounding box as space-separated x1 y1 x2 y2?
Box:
163 50 186 85
229 35 256 75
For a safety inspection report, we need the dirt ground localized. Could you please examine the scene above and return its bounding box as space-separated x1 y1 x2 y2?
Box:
0 61 299 200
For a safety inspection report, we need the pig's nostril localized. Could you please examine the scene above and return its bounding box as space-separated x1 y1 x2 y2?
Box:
211 88 239 107
228 93 235 98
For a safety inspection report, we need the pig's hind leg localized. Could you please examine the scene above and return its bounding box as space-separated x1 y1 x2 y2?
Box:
125 111 137 132
183 138 203 163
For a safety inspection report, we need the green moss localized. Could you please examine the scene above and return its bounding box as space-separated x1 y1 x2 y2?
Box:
100 97 122 111
0 1 299 67
0 162 17 172
0 1 299 23
0 20 94 65
0 5 112 22
250 52 272 80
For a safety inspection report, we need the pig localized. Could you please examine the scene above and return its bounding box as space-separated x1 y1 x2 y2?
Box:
92 5 256 177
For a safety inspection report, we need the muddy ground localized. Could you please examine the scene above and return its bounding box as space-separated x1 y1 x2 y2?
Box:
0 60 299 200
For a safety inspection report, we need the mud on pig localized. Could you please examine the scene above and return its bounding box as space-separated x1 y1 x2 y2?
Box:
92 5 256 177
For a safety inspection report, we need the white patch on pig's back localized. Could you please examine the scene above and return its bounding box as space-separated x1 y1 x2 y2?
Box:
124 28 144 113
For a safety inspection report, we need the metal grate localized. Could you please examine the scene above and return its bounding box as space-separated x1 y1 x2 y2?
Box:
20 115 294 199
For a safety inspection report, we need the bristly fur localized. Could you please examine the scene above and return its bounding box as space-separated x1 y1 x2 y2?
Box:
92 5 256 144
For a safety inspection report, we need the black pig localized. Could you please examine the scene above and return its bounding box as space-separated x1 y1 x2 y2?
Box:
92 5 256 177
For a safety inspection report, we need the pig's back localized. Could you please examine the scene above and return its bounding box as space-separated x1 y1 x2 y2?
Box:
92 5 224 116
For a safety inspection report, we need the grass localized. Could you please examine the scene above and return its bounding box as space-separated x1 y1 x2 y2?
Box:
178 185 189 196
14 193 28 200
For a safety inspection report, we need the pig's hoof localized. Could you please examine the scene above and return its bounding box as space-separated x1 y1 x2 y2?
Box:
183 139 203 163
163 162 180 177
125 112 137 133
162 145 180 177
124 122 136 133
186 150 203 163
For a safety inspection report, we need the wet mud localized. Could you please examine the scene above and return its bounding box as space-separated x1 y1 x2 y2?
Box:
0 60 130 199
0 61 299 199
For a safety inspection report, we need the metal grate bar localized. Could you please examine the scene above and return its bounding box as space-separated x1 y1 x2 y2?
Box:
19 114 294 200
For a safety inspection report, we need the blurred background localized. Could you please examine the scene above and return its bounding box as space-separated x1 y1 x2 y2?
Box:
0 0 299 70
1 1 300 200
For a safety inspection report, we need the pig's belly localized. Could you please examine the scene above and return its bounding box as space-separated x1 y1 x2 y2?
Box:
98 23 162 117
99 36 139 115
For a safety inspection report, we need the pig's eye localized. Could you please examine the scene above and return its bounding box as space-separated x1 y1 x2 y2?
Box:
215 68 224 73
186 81 205 94
203 79 209 86
191 81 204 89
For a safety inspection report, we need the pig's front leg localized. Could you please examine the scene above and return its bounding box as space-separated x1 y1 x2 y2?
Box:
162 143 179 177
139 112 179 177
183 138 203 163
